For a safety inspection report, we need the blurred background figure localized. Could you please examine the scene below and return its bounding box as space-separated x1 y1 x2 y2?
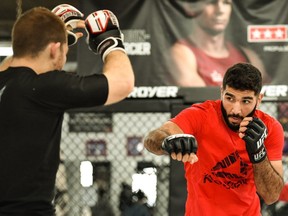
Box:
91 187 115 216
122 190 152 216
169 0 270 86
119 182 133 215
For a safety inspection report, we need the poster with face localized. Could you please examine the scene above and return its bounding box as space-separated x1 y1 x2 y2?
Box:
78 0 288 87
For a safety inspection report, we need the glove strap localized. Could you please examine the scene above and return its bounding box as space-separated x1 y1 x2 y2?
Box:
248 144 267 164
99 37 126 62
67 31 77 46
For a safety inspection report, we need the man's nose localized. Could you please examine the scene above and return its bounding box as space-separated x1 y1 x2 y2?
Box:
231 102 241 114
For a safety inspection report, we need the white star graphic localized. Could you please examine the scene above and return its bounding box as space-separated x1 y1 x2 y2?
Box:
252 29 261 39
211 70 223 83
264 29 272 39
275 28 284 39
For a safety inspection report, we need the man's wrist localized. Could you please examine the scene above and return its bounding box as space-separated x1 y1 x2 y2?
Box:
248 145 267 164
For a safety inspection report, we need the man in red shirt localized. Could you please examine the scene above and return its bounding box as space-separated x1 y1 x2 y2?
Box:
170 0 270 86
144 62 284 215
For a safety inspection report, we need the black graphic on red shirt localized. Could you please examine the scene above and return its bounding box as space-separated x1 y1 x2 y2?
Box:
203 151 249 189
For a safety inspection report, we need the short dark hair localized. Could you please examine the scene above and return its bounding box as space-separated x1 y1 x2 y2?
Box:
12 7 67 58
222 62 262 95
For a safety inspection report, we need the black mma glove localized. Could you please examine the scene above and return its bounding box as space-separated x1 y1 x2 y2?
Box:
85 10 126 62
243 117 268 164
52 4 84 46
162 134 198 155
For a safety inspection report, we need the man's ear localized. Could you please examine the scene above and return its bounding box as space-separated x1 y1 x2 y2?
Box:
49 42 61 59
257 93 264 108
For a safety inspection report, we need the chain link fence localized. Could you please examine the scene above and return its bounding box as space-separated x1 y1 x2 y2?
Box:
54 101 288 216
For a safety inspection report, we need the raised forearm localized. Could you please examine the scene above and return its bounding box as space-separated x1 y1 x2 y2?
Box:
0 56 12 71
144 129 170 155
253 158 284 204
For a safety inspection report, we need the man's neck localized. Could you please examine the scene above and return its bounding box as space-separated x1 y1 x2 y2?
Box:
10 56 50 74
188 25 229 57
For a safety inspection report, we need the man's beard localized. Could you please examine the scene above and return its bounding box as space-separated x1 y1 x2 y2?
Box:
221 102 257 131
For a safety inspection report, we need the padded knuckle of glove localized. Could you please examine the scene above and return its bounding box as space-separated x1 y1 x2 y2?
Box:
52 4 84 46
162 134 198 155
85 10 126 61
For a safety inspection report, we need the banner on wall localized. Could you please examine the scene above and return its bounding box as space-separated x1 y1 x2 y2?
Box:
78 0 288 87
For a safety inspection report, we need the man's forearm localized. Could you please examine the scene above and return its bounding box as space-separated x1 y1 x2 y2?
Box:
144 129 170 155
253 157 284 204
0 56 12 71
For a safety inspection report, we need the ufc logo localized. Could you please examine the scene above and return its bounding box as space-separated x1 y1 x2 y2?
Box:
256 128 267 149
254 148 266 162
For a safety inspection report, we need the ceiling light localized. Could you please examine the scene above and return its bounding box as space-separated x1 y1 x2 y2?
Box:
0 42 13 56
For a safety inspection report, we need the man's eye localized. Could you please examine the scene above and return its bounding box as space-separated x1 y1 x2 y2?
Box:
224 0 232 5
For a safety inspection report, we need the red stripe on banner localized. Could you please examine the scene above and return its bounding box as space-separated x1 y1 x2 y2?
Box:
247 25 288 42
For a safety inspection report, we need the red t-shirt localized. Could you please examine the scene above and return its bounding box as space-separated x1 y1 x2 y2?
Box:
171 100 284 216
179 41 249 86
279 184 288 201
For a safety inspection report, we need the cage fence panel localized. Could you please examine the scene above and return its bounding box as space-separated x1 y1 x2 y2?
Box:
56 112 171 216
55 100 288 216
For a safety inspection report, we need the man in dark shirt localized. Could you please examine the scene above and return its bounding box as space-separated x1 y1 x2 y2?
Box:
0 6 134 215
